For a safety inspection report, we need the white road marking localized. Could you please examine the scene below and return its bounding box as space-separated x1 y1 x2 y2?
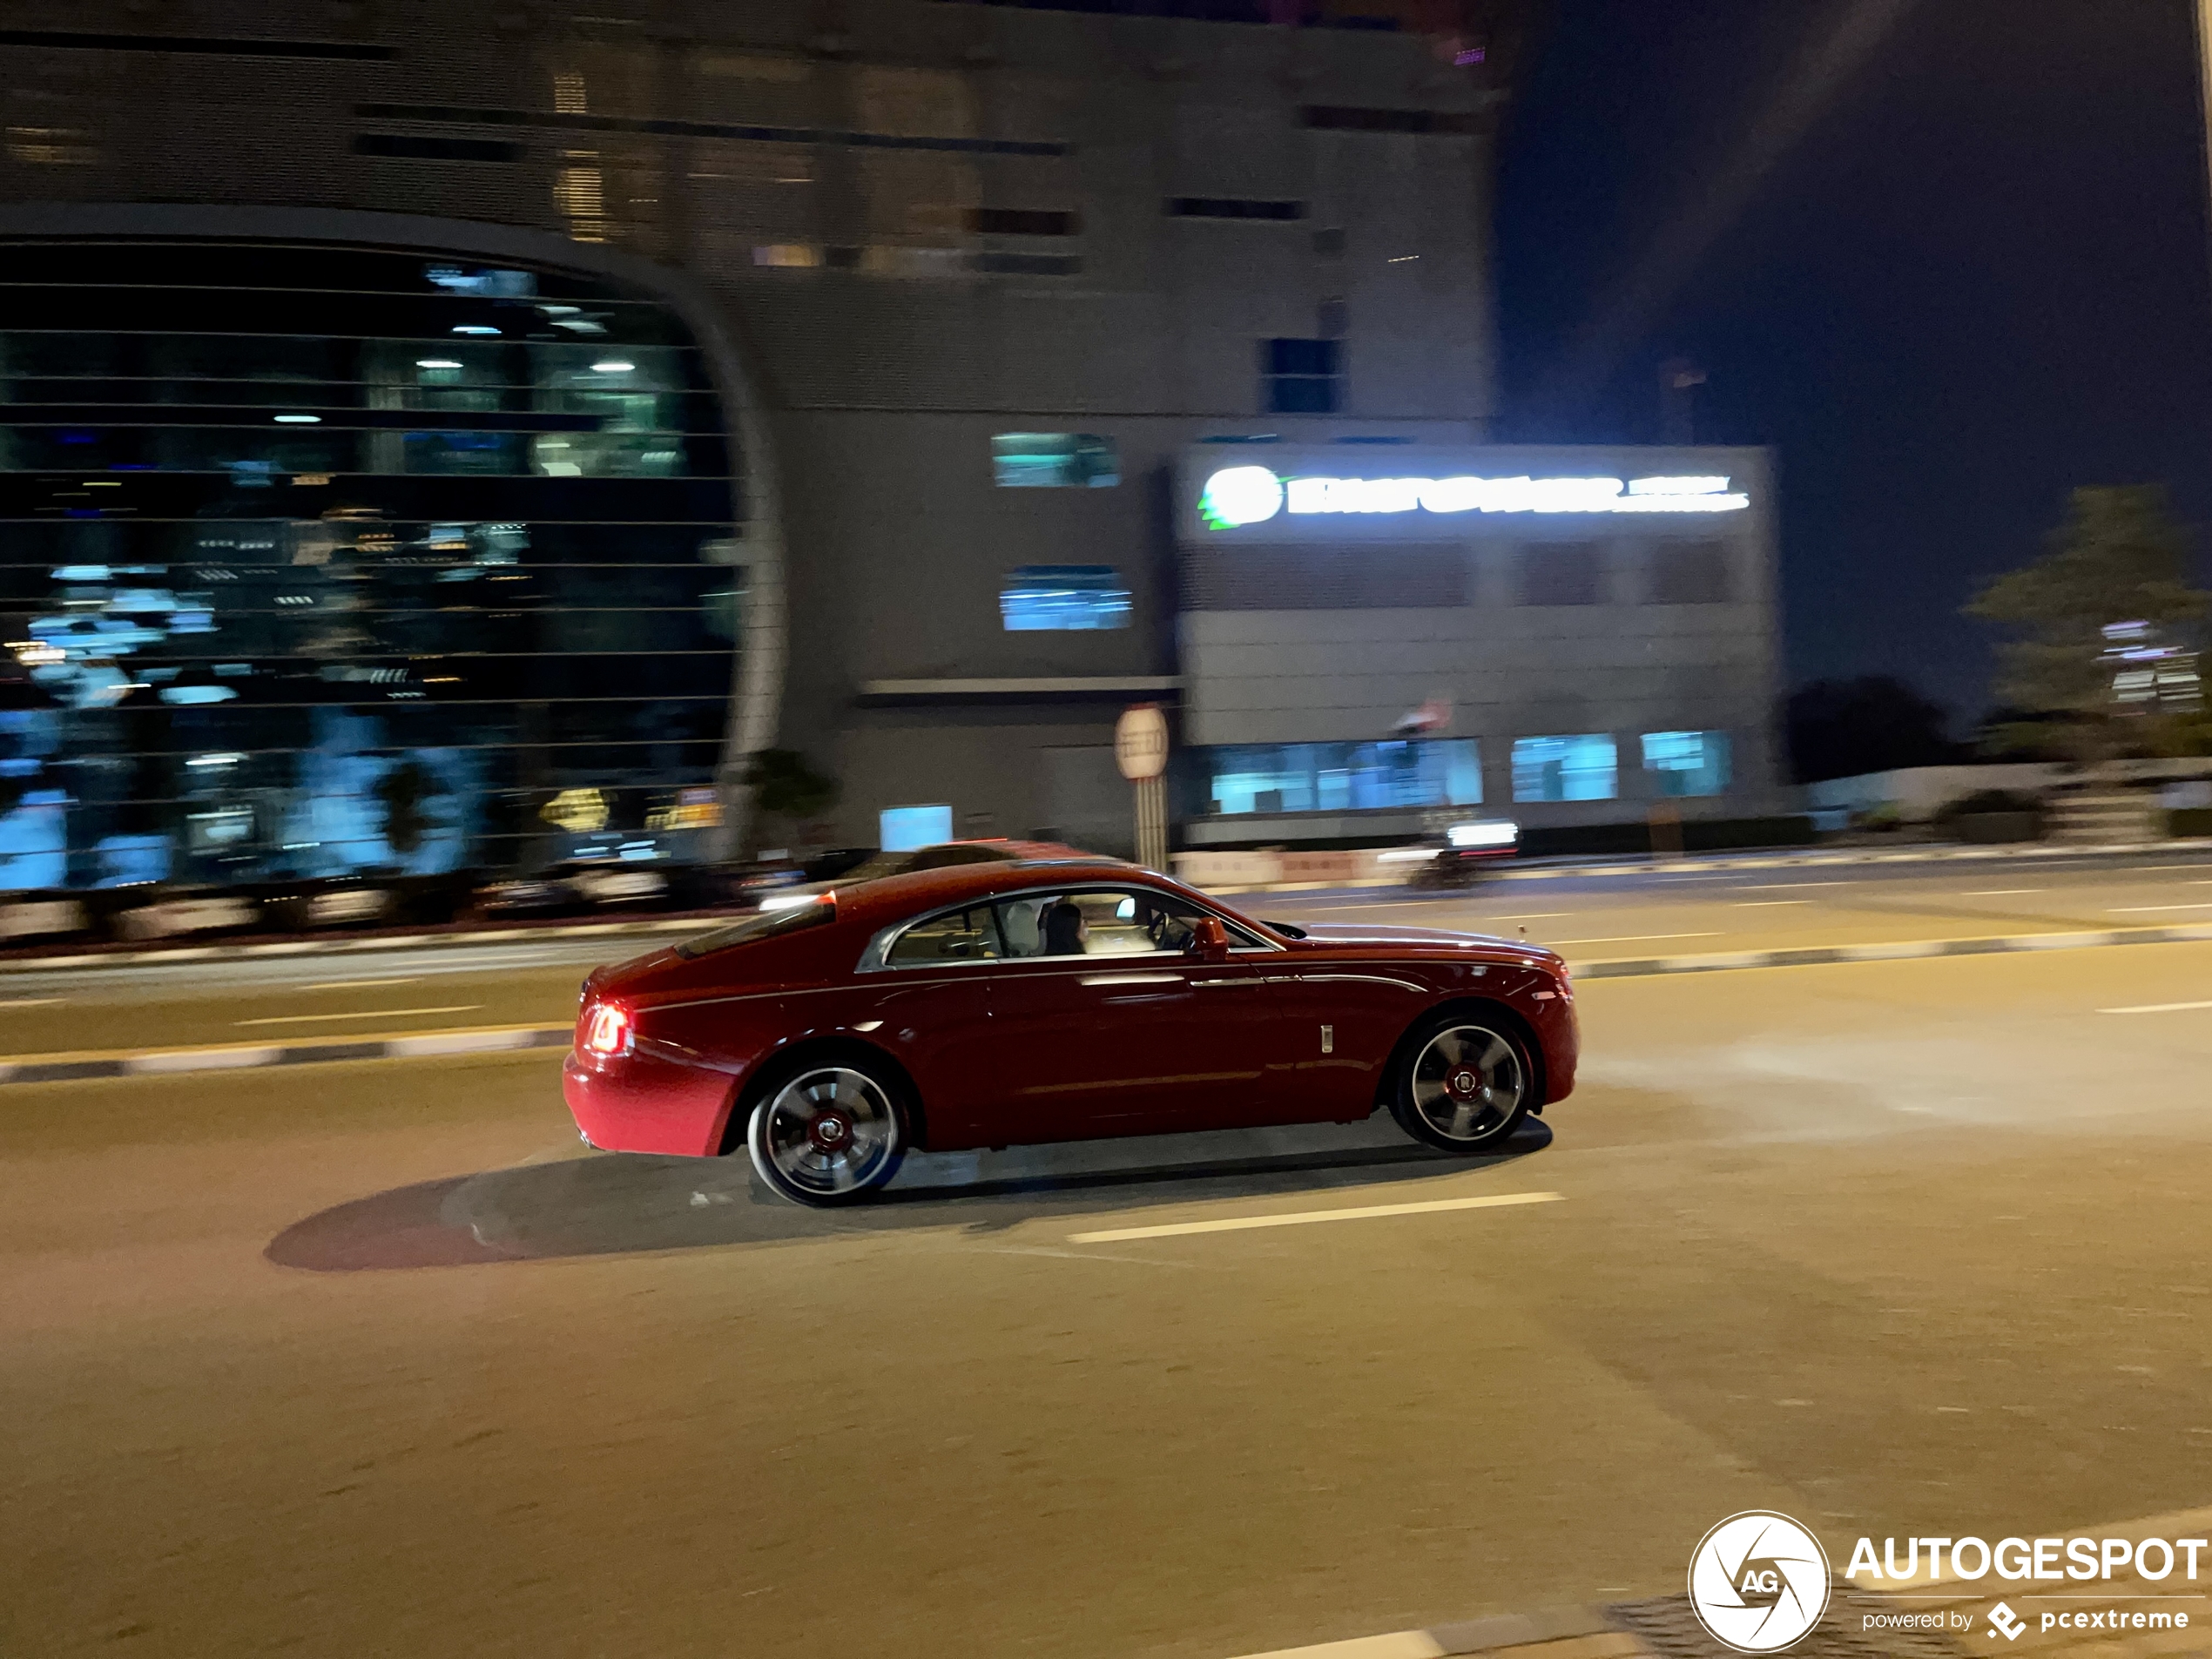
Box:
2109 902 2212 913
1491 913 1568 921
1734 881 1846 889
1962 888 2040 895
0 997 64 1009
1544 932 1721 946
300 977 425 991
2098 1000 2212 1015
233 1005 483 1027
1732 900 1812 907
1224 1635 1447 1659
1069 1190 1562 1244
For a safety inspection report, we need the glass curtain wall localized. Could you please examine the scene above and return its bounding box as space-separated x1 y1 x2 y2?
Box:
0 242 737 891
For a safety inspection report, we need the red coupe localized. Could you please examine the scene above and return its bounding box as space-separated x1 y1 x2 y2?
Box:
563 856 1578 1206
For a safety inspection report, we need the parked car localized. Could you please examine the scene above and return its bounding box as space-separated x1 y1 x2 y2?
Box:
563 853 1577 1206
472 859 671 920
107 885 263 943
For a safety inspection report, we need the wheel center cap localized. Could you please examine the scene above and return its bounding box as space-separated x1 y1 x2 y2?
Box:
809 1113 852 1152
1448 1067 1482 1099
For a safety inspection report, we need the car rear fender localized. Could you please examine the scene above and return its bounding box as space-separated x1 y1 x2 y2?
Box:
714 1035 932 1156
1376 996 1547 1116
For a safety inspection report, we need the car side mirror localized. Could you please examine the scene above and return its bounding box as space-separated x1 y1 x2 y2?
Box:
1189 916 1231 960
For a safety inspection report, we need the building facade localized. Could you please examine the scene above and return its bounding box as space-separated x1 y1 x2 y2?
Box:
0 0 1776 889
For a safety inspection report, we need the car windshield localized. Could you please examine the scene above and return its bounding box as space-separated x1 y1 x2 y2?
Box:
672 896 834 959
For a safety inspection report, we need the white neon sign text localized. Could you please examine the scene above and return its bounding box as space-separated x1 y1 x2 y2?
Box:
1197 466 1750 529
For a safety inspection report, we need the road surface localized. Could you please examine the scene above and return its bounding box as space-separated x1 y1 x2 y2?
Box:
5 856 2212 1656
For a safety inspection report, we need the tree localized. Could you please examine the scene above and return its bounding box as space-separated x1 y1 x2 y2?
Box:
1966 486 2209 765
374 759 435 859
744 748 839 850
1784 677 1960 783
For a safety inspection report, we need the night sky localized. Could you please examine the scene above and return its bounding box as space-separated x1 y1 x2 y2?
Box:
1492 0 2212 730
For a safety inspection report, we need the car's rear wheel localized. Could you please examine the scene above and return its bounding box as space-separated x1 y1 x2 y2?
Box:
1389 1012 1533 1152
745 1057 908 1207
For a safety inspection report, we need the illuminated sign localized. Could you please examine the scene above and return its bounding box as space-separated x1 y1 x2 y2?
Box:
1197 465 1748 529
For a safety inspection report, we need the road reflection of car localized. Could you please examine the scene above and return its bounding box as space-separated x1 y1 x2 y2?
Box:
565 854 1577 1206
1393 819 1521 889
752 838 1093 912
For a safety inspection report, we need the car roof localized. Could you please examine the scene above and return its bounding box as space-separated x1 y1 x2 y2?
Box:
830 855 1163 926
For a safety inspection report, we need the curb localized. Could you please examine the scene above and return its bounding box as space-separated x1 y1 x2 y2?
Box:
0 1024 570 1086
1200 838 2212 896
1564 921 2212 979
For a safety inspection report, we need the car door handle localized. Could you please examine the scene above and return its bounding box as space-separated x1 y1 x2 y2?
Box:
1079 972 1187 987
1191 976 1264 988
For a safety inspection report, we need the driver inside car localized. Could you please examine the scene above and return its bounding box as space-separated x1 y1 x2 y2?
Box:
1042 901 1089 955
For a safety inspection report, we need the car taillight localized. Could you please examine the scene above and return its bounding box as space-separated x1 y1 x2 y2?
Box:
582 1001 632 1058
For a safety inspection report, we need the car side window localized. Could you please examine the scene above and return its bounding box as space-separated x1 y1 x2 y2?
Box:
885 905 1004 967
995 888 1259 959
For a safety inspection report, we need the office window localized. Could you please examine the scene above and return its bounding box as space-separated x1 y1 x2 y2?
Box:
990 432 1119 487
1649 541 1732 604
1204 739 1480 815
1001 566 1131 631
1512 735 1619 802
1262 337 1341 415
1642 731 1731 797
1521 543 1602 606
880 805 954 851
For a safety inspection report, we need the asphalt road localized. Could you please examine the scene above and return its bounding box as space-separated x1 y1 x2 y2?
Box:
7 899 2212 1656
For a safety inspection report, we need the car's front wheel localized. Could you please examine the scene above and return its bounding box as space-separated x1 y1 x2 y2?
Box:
1388 1011 1534 1153
745 1055 909 1206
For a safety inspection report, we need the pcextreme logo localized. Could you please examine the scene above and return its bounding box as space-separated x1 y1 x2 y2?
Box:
1688 1511 1833 1653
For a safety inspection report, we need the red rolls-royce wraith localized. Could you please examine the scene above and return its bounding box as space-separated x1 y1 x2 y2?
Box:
563 856 1577 1206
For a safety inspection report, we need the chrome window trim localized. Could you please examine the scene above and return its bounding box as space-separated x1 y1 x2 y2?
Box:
855 881 1281 973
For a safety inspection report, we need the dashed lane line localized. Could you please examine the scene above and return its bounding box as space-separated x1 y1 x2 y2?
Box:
1068 1190 1563 1244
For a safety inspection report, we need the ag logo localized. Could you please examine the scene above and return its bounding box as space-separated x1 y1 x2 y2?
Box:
1688 1511 1832 1653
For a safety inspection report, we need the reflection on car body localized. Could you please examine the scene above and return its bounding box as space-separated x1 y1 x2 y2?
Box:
564 856 1578 1207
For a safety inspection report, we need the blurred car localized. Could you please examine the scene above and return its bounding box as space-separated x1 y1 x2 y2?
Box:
472 859 671 919
0 890 94 948
1393 819 1521 890
752 838 1101 912
108 885 263 942
564 854 1577 1206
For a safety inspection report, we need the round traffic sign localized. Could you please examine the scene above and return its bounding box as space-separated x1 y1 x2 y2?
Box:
1114 704 1169 781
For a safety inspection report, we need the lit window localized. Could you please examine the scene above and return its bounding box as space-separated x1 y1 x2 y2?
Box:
1204 740 1480 815
1261 338 1341 415
1001 566 1130 631
880 804 953 851
1512 734 1618 802
1642 731 1730 797
991 433 1118 488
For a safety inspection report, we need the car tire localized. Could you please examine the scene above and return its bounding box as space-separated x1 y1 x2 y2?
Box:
1387 1009 1534 1154
744 1053 910 1207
